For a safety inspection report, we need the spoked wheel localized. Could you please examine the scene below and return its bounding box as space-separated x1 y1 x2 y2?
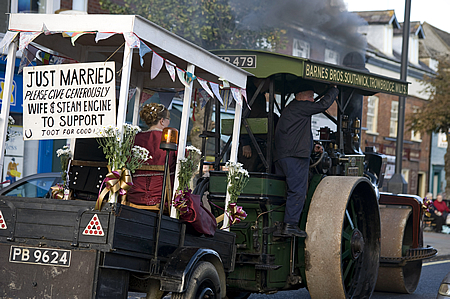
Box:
172 261 221 299
305 176 381 299
375 206 422 293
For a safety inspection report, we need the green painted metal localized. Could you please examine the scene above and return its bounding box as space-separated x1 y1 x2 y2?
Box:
212 49 408 97
221 118 268 136
209 171 286 198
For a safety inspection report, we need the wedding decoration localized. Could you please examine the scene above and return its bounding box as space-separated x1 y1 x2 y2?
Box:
51 145 72 200
95 124 151 209
173 145 202 217
217 161 249 227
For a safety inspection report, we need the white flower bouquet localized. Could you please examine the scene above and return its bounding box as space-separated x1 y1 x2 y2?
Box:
56 145 72 186
225 161 249 204
96 124 151 172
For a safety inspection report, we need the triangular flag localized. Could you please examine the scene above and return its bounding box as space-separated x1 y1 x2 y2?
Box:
219 78 230 89
150 52 164 79
159 92 175 108
53 56 65 65
40 51 53 65
140 90 155 104
210 82 223 105
165 60 176 82
83 214 105 236
19 31 41 51
95 32 115 43
220 89 232 111
42 23 61 35
186 72 197 85
197 78 214 98
0 31 19 53
177 68 190 88
128 87 137 101
62 31 93 46
18 47 35 73
231 87 243 106
199 90 211 109
241 88 250 110
123 32 139 48
0 210 7 230
139 41 152 67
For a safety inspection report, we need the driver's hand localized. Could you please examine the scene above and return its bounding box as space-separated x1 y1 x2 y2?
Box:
243 145 252 158
314 144 323 154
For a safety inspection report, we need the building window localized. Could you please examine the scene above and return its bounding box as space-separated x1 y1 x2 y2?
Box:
410 106 422 142
438 130 448 148
17 0 47 13
366 96 378 134
325 49 339 64
292 39 310 58
389 101 398 137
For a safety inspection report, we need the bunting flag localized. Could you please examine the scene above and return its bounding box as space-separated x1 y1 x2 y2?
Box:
197 78 214 98
140 90 155 104
19 31 41 51
186 72 197 85
40 51 53 65
0 31 19 53
95 32 115 43
231 87 243 106
177 68 190 88
123 32 139 48
210 82 223 105
18 47 36 73
62 31 94 46
219 78 230 89
165 60 176 82
159 92 176 108
139 41 152 67
42 23 60 36
53 56 65 65
199 89 211 109
128 87 136 101
220 89 232 111
150 52 164 79
241 88 250 110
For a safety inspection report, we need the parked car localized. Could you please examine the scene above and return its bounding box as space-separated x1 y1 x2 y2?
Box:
0 172 62 198
438 271 450 298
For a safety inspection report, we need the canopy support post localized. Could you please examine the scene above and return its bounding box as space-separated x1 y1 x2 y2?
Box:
171 64 195 218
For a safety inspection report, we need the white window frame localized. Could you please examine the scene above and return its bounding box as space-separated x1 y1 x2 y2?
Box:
438 130 448 148
366 96 378 134
324 49 340 65
410 106 422 142
11 0 60 14
292 38 310 59
389 101 398 138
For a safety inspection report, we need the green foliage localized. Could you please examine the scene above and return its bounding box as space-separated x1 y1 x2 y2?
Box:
99 0 286 50
408 58 450 134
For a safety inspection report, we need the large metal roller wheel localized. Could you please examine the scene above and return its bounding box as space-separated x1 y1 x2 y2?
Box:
375 206 422 293
305 176 381 299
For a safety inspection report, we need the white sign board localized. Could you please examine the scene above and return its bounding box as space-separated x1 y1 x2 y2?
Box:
23 62 116 140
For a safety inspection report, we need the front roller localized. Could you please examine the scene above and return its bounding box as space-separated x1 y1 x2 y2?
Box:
375 206 422 293
305 176 381 299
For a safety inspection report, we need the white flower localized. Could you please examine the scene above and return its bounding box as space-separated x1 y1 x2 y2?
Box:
186 145 202 155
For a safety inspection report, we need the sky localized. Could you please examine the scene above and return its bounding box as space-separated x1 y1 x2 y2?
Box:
344 0 450 33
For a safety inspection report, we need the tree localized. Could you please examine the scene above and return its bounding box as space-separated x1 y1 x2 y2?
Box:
99 0 286 50
408 57 450 196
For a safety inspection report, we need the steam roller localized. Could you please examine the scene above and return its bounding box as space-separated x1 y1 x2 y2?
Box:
375 193 437 294
375 206 420 293
305 176 381 299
